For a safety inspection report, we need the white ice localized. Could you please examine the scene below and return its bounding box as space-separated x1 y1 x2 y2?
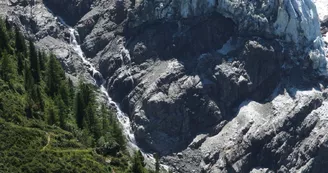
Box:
313 0 328 22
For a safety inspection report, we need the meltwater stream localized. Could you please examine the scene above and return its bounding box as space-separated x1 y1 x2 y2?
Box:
67 28 168 170
68 28 138 148
45 5 169 170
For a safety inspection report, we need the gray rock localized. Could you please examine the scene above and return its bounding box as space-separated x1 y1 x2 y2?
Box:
43 0 93 25
3 0 328 172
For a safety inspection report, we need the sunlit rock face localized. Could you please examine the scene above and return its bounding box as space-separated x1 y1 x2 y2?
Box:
129 0 326 70
134 0 321 43
313 0 328 72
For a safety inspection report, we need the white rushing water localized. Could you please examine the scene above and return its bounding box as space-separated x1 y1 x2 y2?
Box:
68 28 138 148
67 26 168 170
46 5 167 169
99 86 137 146
118 40 134 85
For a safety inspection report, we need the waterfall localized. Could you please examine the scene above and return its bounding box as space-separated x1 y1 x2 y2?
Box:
45 6 169 168
68 28 138 147
67 27 169 171
120 46 134 85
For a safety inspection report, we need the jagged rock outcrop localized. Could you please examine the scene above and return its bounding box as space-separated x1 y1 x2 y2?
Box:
2 0 94 81
2 0 328 172
43 0 93 26
125 0 326 70
163 82 328 172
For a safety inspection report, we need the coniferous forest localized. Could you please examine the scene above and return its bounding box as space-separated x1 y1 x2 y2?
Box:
0 18 156 173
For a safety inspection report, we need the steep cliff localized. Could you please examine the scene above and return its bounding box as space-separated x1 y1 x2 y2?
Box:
2 0 328 172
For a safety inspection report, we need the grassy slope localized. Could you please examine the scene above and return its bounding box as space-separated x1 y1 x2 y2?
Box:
0 118 126 173
0 74 111 172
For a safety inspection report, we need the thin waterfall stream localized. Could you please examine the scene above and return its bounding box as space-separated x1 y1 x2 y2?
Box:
46 9 169 169
67 24 169 170
68 28 138 147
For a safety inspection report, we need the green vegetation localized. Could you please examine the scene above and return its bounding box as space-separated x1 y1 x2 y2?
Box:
0 119 108 173
0 18 137 172
129 150 147 173
155 153 160 173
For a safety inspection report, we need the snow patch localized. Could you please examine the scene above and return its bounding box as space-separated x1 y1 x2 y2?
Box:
313 0 328 22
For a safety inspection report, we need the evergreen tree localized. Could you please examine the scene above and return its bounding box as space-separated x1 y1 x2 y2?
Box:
5 18 11 30
59 82 70 106
1 51 14 82
75 91 85 129
68 78 75 104
15 27 26 54
25 97 33 119
29 40 40 83
80 82 94 106
138 150 146 167
74 82 100 139
31 84 44 114
0 23 130 172
100 104 110 135
0 19 9 51
55 96 67 129
17 52 25 75
131 151 147 173
155 153 160 173
112 118 125 150
38 50 46 72
24 61 34 93
48 103 58 125
46 54 64 96
109 108 114 125
85 104 97 137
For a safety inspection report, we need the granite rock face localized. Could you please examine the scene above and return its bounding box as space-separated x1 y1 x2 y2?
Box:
2 0 328 172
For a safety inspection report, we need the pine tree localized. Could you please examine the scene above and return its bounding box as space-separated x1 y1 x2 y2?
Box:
137 150 146 167
68 78 75 104
55 96 67 129
85 105 97 136
48 103 58 125
0 19 9 51
0 51 14 82
74 82 103 143
100 104 110 135
5 18 11 30
38 50 46 72
24 61 34 93
17 52 25 75
112 118 125 149
131 151 147 173
15 27 26 54
75 91 85 129
46 54 64 96
155 153 160 173
31 84 44 113
29 40 40 83
25 97 33 119
59 83 70 105
109 109 114 125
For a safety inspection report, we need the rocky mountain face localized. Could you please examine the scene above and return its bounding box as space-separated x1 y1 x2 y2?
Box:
2 0 328 172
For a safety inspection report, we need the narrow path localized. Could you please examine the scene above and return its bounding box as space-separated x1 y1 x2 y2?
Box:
41 132 51 151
